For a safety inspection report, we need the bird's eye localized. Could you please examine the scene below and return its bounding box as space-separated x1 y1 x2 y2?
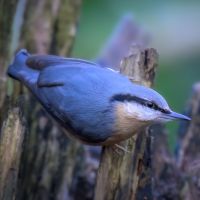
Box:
161 109 171 114
146 102 154 108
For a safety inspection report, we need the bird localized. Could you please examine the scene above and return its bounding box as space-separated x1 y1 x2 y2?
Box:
7 49 191 146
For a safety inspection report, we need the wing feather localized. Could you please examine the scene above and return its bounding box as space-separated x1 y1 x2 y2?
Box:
26 55 98 70
25 55 100 87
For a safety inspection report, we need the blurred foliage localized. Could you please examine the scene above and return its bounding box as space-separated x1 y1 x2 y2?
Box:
72 0 200 149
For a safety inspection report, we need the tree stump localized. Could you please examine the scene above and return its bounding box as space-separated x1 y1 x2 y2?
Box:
95 47 158 200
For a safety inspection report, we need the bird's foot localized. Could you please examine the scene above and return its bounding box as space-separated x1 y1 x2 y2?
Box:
114 144 130 154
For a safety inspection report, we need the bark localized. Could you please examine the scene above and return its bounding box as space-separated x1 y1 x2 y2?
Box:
0 1 26 199
0 0 83 199
15 0 83 199
95 47 158 200
0 0 18 119
151 123 181 199
0 102 26 200
177 83 200 168
176 82 200 200
50 0 82 56
151 82 200 200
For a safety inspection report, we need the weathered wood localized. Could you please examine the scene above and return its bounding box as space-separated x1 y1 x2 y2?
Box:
151 82 200 200
50 0 82 56
15 0 83 199
0 0 18 118
150 124 180 199
0 1 27 199
95 47 158 200
176 82 200 199
20 0 64 54
0 103 26 200
177 82 200 167
0 0 18 70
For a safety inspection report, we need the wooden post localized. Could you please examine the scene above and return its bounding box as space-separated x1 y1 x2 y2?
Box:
176 82 200 199
0 0 83 199
0 1 26 199
15 0 83 199
0 0 19 120
151 82 200 199
177 82 200 167
95 46 158 200
0 104 26 200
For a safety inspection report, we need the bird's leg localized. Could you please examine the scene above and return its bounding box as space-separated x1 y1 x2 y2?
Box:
114 144 130 154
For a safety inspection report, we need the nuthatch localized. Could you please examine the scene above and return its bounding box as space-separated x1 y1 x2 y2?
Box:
7 49 190 145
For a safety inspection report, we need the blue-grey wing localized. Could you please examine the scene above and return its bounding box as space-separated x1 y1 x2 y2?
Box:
26 55 98 69
26 55 101 87
38 67 118 142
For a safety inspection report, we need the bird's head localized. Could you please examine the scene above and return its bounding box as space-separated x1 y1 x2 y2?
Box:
111 84 190 123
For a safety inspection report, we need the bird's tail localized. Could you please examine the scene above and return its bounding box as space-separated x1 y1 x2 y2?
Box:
7 49 39 87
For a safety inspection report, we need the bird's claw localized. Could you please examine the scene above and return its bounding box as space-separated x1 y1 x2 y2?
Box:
113 144 130 154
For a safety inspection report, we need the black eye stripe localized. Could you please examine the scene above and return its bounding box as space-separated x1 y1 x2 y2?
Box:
111 94 170 114
110 94 146 105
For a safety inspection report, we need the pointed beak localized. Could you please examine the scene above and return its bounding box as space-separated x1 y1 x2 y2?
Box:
167 111 191 121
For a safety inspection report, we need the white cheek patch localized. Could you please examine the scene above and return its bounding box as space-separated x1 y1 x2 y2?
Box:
124 102 161 121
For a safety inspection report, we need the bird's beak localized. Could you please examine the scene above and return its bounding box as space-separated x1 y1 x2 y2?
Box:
167 111 191 121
